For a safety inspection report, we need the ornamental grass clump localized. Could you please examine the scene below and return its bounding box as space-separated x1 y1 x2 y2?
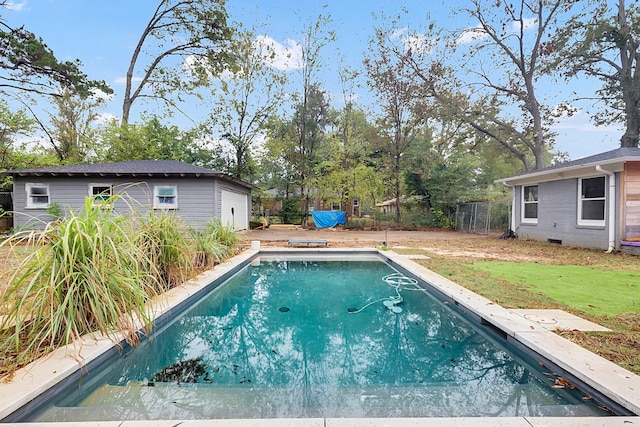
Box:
190 227 230 270
136 211 195 289
205 218 241 250
190 219 241 269
0 198 159 376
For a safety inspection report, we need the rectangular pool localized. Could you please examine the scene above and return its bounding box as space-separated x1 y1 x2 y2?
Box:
15 254 615 421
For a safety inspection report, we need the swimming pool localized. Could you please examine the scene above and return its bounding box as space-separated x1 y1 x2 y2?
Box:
13 252 617 421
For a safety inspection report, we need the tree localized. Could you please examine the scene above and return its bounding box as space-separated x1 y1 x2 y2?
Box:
38 88 106 163
0 100 34 182
290 14 335 226
0 100 61 190
0 2 111 98
399 0 576 171
121 0 234 123
364 26 430 223
96 117 225 169
552 0 640 147
453 0 579 170
205 26 287 182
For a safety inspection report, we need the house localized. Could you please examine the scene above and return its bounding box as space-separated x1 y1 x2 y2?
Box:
376 198 397 214
5 160 253 231
497 147 640 253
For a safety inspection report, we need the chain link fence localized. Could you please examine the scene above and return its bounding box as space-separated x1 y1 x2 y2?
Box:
455 201 511 235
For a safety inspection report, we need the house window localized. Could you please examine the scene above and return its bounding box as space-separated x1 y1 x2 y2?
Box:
89 184 113 205
154 185 178 209
331 203 340 211
26 183 50 209
522 185 538 223
578 176 606 226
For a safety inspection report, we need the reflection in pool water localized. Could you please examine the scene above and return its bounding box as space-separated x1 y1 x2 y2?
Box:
28 259 610 421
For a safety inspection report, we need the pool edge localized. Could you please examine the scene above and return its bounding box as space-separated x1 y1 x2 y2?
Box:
380 249 640 416
1 247 639 424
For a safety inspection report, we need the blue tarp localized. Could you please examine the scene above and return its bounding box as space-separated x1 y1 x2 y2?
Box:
311 211 346 229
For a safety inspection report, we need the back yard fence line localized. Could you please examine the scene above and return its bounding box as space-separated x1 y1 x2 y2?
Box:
455 201 511 235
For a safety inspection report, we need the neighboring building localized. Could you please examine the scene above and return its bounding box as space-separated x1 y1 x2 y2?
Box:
497 147 640 253
5 160 253 231
376 198 398 214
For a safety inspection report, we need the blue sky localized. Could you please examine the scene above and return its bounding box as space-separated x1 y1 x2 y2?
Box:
3 0 622 160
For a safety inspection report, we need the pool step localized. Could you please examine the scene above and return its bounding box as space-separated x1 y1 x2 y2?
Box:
29 383 601 422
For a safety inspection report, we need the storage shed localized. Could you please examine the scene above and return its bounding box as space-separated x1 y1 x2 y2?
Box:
5 160 253 231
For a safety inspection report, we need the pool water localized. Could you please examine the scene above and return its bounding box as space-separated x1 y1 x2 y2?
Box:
28 258 611 421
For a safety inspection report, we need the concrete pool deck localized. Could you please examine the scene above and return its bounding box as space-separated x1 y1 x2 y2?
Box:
1 247 639 426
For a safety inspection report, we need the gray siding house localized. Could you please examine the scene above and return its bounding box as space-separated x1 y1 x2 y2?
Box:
497 148 640 252
5 160 253 231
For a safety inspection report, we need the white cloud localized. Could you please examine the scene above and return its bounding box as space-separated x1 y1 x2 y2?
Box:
114 76 143 85
457 17 537 45
94 112 119 125
254 35 303 71
391 27 408 41
456 25 488 44
513 17 537 32
91 88 113 101
6 1 29 11
552 109 619 132
182 55 212 80
402 33 436 56
387 27 436 56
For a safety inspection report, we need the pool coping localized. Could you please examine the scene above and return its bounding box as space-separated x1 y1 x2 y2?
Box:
0 247 639 426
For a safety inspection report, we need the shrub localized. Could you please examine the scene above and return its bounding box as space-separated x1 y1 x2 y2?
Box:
0 198 160 372
279 197 303 224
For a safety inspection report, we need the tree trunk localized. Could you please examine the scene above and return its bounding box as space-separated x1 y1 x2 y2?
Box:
394 154 402 224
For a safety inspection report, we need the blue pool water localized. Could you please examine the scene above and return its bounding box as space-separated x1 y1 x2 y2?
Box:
25 256 611 421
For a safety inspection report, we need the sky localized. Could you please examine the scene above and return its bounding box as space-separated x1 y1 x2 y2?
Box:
2 0 623 161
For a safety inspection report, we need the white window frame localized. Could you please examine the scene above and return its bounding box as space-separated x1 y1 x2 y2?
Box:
577 176 606 226
153 185 178 209
521 185 538 224
89 183 113 205
25 183 50 209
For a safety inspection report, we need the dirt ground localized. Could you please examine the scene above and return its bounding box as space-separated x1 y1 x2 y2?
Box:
243 226 491 248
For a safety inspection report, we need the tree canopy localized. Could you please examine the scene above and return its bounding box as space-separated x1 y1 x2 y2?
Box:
0 6 111 99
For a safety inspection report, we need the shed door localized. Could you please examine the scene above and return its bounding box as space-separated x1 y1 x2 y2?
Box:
221 189 249 231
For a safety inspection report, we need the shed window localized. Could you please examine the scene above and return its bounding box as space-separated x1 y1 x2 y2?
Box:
522 185 538 223
578 176 606 225
26 183 50 209
154 185 178 209
89 184 113 204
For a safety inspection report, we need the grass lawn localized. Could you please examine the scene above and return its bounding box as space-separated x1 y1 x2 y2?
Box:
470 262 640 317
395 237 640 375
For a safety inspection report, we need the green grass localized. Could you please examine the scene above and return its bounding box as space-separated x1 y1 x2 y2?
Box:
469 261 640 317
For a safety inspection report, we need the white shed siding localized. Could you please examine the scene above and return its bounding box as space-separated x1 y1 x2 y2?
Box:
11 176 249 231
